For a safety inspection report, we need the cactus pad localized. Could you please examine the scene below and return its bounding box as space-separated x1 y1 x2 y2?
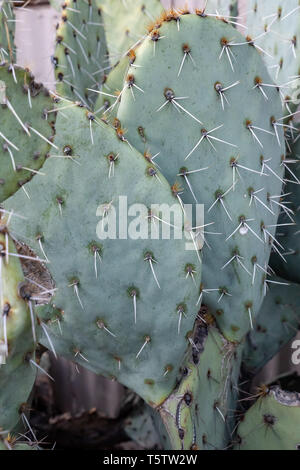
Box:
234 386 300 450
0 227 37 432
117 13 285 342
243 278 300 373
0 63 55 203
4 104 201 406
246 0 300 111
159 313 242 449
0 0 15 64
94 56 129 119
54 0 107 108
270 129 300 283
100 0 164 66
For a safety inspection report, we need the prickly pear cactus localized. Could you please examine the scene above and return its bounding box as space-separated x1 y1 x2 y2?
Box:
234 386 300 450
0 0 15 64
117 13 285 342
99 0 164 66
270 128 300 283
159 313 242 450
94 2 240 121
243 278 300 373
124 402 162 449
206 0 238 18
4 104 201 406
0 434 38 450
228 0 238 18
0 63 55 203
246 0 300 112
54 0 107 108
50 0 64 11
0 227 37 433
94 56 129 118
0 2 299 452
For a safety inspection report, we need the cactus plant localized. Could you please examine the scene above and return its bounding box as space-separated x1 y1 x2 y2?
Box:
0 228 38 433
94 55 129 119
93 0 239 121
4 103 201 406
206 0 238 19
0 63 55 203
1 1 300 452
159 312 243 450
0 0 15 64
246 0 300 114
270 126 300 283
116 13 285 342
124 402 162 449
243 278 300 374
99 0 164 66
0 435 38 450
54 0 107 108
234 386 300 450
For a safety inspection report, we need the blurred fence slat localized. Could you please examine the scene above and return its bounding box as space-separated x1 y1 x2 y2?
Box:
50 356 125 419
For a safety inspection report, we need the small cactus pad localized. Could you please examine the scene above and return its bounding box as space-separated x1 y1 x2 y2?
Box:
234 386 300 450
99 0 164 66
246 0 300 112
0 63 55 203
159 314 242 450
124 402 162 449
0 228 37 432
4 104 201 406
54 0 107 108
117 13 285 342
243 278 300 373
0 1 15 64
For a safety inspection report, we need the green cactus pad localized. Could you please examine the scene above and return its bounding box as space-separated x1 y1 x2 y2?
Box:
0 63 55 203
234 386 300 450
246 0 300 112
0 435 37 450
270 129 300 283
99 0 164 66
54 0 107 108
228 0 238 19
243 278 300 373
205 0 238 18
0 228 37 432
50 0 64 11
124 402 162 449
159 314 242 450
94 56 129 119
0 0 15 64
117 13 285 342
4 104 201 407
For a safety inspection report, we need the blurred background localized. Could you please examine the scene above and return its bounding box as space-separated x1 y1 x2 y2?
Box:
11 0 300 449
